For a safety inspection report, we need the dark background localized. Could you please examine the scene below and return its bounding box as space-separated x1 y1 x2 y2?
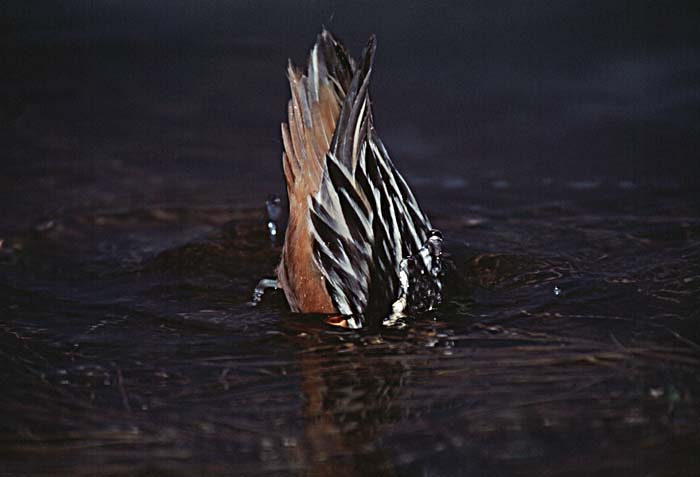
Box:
3 1 699 231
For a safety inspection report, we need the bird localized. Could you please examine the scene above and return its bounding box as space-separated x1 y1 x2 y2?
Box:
274 29 443 327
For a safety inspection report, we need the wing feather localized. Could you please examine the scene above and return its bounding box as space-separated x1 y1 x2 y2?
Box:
308 35 434 315
278 29 356 313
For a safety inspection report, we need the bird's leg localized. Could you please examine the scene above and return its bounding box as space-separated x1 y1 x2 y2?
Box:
248 195 285 306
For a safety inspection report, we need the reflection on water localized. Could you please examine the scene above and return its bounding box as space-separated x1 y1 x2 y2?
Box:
1 192 699 475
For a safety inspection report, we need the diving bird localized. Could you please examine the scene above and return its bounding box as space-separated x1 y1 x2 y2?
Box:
274 30 443 325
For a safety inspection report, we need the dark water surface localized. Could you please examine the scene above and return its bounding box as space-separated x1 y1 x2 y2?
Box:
2 2 700 476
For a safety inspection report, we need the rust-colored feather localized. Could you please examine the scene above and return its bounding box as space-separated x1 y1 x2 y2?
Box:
277 33 349 313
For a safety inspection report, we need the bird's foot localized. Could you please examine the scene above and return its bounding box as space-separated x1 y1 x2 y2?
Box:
249 278 279 306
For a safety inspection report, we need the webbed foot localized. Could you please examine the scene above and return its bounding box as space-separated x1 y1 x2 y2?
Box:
249 278 279 306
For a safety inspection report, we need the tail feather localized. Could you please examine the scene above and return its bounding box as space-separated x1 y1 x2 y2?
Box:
278 29 357 314
317 29 355 97
330 35 376 172
281 30 351 201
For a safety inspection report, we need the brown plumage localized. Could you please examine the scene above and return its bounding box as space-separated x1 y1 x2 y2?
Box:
275 30 443 322
276 32 348 314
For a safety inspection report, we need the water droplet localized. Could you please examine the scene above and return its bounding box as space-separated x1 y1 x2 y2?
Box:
649 387 664 398
267 221 277 237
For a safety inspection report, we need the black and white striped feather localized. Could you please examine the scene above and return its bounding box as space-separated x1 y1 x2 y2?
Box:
308 35 434 316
